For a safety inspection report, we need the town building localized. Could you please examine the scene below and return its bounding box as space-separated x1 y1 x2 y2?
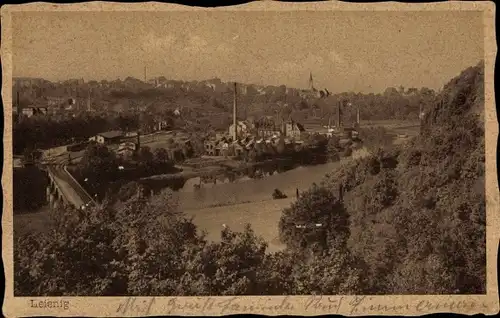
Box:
47 96 69 107
89 131 124 144
228 120 252 139
20 107 48 118
232 141 244 156
204 139 221 156
116 142 137 159
215 132 228 140
124 131 138 138
256 127 282 138
283 121 306 139
253 116 281 138
155 119 170 131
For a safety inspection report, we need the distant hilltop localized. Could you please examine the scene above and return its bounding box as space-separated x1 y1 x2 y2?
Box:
13 74 328 100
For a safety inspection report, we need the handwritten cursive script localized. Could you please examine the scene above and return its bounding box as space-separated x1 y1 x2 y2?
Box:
116 297 156 316
348 296 490 315
165 296 294 315
116 295 493 315
304 295 344 313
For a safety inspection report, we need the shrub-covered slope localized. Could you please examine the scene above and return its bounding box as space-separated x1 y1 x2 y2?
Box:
318 61 486 294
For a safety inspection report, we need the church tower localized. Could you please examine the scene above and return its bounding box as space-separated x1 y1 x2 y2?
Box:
308 72 315 91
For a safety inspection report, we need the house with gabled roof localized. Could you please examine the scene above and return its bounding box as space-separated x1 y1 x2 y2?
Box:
89 130 124 144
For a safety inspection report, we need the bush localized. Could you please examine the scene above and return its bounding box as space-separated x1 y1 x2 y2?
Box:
358 126 395 154
272 189 288 200
343 147 353 157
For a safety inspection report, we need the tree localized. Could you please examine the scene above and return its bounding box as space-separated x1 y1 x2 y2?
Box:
14 204 126 296
80 143 119 182
183 224 268 295
358 127 394 154
115 115 138 132
276 136 286 155
154 147 169 163
139 113 156 133
181 143 194 159
326 136 341 162
138 146 154 166
247 148 257 163
279 184 350 253
116 181 146 202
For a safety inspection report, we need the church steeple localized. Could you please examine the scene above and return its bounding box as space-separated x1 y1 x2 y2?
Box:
308 72 315 91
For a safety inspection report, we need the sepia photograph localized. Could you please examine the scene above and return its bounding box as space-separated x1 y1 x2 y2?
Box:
2 1 498 316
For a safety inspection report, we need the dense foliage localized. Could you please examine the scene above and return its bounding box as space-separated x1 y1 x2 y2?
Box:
318 61 486 294
14 62 485 295
13 115 112 155
357 126 395 154
13 166 48 212
74 142 185 201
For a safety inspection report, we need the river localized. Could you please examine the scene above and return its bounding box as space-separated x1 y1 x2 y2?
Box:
177 148 371 252
177 147 370 211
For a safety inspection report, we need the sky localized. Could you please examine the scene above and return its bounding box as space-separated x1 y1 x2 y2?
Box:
12 10 484 93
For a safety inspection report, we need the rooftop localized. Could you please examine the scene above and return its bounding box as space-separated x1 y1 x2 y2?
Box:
294 122 306 132
98 130 124 139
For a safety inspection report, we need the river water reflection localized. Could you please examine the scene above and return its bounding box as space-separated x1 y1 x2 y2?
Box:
175 161 344 211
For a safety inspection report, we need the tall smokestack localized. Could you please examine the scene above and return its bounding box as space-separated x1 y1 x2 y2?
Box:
419 103 426 134
144 66 147 83
233 82 238 140
281 116 285 136
136 131 140 153
136 104 141 154
87 88 91 112
337 100 341 128
16 91 21 115
356 106 360 125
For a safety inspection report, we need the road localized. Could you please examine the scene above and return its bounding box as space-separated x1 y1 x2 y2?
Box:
45 148 95 209
47 165 91 208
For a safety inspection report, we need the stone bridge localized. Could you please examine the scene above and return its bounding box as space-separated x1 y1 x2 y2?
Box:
46 164 94 210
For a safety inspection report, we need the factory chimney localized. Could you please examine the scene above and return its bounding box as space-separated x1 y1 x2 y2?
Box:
337 100 342 128
16 91 21 116
419 103 425 134
233 82 238 140
87 88 91 112
136 131 140 154
135 104 141 154
419 103 425 122
356 106 360 126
